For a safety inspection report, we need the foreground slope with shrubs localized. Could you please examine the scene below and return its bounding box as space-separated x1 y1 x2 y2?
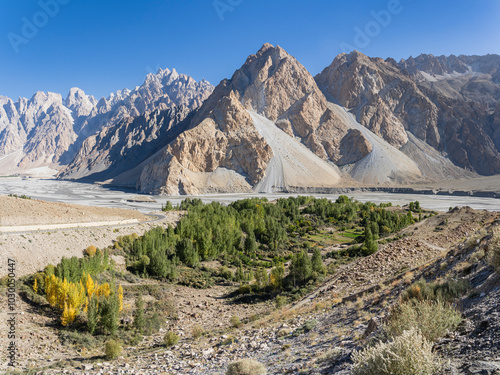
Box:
1 200 499 374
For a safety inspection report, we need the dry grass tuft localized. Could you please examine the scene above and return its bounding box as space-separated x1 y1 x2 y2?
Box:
352 328 437 375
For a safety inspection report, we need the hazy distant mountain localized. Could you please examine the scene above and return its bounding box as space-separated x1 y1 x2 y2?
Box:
0 68 213 177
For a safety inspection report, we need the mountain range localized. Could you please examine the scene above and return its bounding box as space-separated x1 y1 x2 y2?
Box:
1 44 500 194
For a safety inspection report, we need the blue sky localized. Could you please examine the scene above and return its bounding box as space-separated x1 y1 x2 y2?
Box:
1 0 499 100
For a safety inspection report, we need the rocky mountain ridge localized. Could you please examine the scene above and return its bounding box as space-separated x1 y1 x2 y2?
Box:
316 51 500 176
0 68 214 177
2 45 500 194
137 45 498 194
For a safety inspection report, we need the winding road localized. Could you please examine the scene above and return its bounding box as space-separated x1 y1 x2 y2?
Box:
0 212 167 235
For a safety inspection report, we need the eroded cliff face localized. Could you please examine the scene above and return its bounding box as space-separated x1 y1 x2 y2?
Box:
58 106 193 181
316 51 500 176
4 45 499 192
316 51 439 149
0 92 78 174
230 43 368 166
137 91 273 195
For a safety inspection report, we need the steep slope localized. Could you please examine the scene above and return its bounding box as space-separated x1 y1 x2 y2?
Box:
398 53 500 107
315 51 438 149
137 91 273 195
0 92 80 176
316 51 500 176
250 112 341 192
58 106 193 181
227 43 366 165
140 44 494 194
327 103 422 184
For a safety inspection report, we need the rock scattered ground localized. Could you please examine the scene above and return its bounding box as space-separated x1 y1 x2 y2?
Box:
1 204 498 374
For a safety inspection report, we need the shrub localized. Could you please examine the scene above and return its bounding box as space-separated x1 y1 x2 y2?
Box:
489 227 500 272
275 295 288 309
401 278 469 304
292 319 318 337
191 324 204 339
238 284 253 295
164 331 179 347
226 358 267 375
59 330 96 348
219 266 233 281
352 328 437 375
221 335 236 346
469 249 486 264
105 339 122 360
144 310 164 335
230 314 242 328
84 245 97 257
386 300 461 342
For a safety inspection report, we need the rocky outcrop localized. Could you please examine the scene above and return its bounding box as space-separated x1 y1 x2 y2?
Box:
316 51 437 149
3 46 500 191
137 44 376 194
137 91 272 195
228 43 366 165
337 129 372 165
399 53 500 107
59 106 193 182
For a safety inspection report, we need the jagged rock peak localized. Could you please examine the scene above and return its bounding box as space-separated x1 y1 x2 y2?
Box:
64 87 97 116
243 43 289 68
30 91 62 104
65 87 86 102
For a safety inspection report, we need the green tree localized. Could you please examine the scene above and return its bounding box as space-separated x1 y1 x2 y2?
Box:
311 248 326 278
244 232 258 258
270 263 284 291
362 226 378 256
87 295 99 335
370 221 379 240
289 250 312 286
254 268 267 289
133 293 145 334
100 293 120 335
162 201 173 211
176 238 200 267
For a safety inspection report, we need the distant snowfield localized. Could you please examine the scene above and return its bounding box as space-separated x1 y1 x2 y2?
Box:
250 111 341 193
1 178 500 213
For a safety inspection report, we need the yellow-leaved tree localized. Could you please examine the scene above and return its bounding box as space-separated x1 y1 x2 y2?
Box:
118 285 124 312
61 302 77 326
